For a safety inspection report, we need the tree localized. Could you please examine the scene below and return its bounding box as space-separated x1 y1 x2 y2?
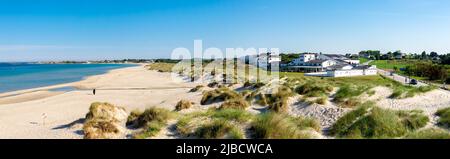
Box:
430 52 438 58
421 51 428 59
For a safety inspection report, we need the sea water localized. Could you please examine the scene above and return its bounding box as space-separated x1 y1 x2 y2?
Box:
0 63 135 93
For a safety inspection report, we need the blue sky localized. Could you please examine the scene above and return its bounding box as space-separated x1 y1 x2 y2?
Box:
0 0 450 61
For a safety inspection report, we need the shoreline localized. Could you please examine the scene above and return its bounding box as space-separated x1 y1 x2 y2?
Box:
0 64 146 105
0 63 199 138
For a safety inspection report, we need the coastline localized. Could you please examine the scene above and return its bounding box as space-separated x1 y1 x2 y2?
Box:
0 63 199 139
0 64 144 105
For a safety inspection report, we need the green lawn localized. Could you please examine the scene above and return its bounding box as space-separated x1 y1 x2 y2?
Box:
359 58 369 64
369 60 410 70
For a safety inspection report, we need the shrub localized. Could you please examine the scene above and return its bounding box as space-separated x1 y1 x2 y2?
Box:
189 85 204 92
251 113 319 139
436 107 450 128
195 120 244 139
175 100 193 111
404 128 450 139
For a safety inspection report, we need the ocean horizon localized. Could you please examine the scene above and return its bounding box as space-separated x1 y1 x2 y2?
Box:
0 63 136 93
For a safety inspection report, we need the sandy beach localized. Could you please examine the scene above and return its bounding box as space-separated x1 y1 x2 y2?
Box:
0 64 200 139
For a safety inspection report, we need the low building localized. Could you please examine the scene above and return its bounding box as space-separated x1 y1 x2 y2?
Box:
305 65 377 77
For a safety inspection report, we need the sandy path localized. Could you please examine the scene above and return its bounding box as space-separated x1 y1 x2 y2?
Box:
0 65 199 139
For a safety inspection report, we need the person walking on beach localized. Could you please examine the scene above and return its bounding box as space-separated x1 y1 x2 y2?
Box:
93 89 96 95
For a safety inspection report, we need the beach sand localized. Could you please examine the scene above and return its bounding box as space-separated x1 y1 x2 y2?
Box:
0 65 200 139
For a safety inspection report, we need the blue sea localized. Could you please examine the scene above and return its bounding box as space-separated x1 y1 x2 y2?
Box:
0 63 136 93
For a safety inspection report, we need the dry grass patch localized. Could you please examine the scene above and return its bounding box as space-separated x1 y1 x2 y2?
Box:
175 100 193 111
83 102 128 139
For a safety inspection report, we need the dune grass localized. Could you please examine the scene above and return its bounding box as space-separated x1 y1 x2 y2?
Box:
329 102 429 139
127 107 173 139
251 112 320 139
175 108 252 138
201 87 241 105
390 85 435 99
83 102 127 139
295 82 333 97
195 120 244 139
396 110 429 131
175 100 193 111
436 107 450 128
333 85 370 107
267 86 295 113
146 62 176 72
219 98 250 110
404 128 450 139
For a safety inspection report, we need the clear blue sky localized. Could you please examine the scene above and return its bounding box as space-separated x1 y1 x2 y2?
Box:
1 0 450 61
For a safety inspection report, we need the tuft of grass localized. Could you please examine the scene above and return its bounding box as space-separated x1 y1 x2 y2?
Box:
83 102 127 139
250 113 319 139
333 85 370 107
390 85 435 99
127 107 173 138
175 100 193 111
126 110 143 126
403 128 450 139
132 121 166 139
83 120 120 139
175 109 253 138
211 109 253 123
436 107 450 128
295 82 333 97
201 87 241 105
195 120 244 139
189 85 204 92
176 116 196 137
330 102 429 139
267 86 294 113
219 98 249 110
396 110 429 130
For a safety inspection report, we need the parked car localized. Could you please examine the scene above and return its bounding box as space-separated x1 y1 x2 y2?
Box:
410 79 418 85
